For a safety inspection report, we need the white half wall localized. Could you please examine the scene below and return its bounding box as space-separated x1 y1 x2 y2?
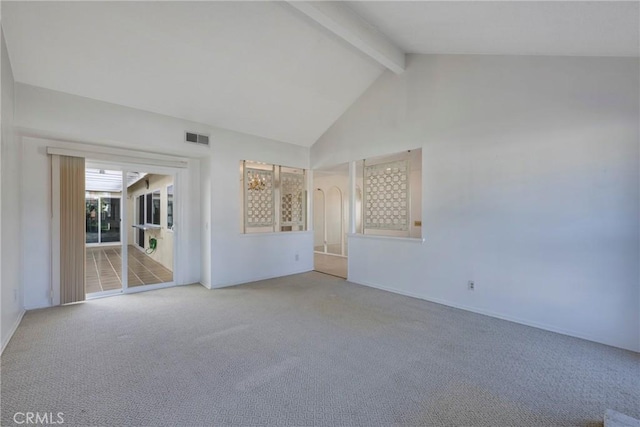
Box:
311 54 640 352
1 27 25 351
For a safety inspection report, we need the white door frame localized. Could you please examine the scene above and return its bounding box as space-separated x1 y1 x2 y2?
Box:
51 152 186 304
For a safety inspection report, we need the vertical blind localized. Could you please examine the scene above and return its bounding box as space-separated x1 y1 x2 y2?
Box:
60 155 86 304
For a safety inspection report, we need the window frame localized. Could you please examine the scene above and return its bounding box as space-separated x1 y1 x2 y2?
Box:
167 184 174 231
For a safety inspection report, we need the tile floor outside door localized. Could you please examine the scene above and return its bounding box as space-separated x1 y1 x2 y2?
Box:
86 245 173 294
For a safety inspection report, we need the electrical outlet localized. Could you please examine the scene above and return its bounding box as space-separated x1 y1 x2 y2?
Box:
295 253 299 261
468 281 475 290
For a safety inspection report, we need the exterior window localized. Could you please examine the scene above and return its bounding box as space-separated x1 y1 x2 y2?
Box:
150 190 161 225
141 190 161 226
241 161 307 233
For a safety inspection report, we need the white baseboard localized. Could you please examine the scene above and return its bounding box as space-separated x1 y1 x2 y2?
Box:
349 277 639 353
198 279 212 289
24 303 53 310
211 268 313 289
1 309 26 354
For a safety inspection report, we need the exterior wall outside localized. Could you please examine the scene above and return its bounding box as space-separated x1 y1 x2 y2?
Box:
127 174 174 271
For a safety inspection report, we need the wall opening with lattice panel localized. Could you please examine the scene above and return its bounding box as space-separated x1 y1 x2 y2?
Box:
280 168 306 231
357 149 422 238
244 166 275 230
241 161 307 233
364 160 409 231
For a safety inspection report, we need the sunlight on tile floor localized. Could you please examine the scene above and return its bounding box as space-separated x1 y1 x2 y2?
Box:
86 245 173 294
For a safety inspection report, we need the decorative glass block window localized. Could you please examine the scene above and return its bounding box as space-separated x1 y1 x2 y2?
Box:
241 161 307 233
358 149 422 238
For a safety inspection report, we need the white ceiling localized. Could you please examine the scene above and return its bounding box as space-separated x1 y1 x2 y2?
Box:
3 2 637 150
347 1 640 57
1 1 383 147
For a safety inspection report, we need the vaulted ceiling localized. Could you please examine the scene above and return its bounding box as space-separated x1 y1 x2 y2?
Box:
347 1 639 57
1 1 384 147
2 1 638 148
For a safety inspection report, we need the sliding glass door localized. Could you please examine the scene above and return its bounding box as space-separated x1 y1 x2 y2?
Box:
83 162 177 299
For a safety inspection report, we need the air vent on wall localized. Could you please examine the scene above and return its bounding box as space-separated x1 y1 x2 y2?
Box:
185 131 210 146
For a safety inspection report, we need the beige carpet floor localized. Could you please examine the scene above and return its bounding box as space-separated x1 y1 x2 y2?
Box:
1 272 638 426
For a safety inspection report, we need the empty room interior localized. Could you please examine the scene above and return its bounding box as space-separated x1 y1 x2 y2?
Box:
1 1 639 426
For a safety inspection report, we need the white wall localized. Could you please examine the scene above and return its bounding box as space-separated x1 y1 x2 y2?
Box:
313 189 325 249
16 83 207 306
208 130 313 288
15 83 312 305
311 54 640 352
1 27 24 351
200 158 212 288
20 136 201 309
15 84 213 157
16 83 205 309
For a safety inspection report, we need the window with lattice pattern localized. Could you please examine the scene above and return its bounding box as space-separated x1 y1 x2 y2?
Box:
357 149 422 238
241 161 307 233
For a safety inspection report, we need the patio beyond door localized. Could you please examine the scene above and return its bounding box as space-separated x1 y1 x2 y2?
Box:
85 196 121 244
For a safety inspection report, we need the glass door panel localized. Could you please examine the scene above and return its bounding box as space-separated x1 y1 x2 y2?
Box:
100 197 121 243
86 198 99 243
127 173 174 288
85 167 124 297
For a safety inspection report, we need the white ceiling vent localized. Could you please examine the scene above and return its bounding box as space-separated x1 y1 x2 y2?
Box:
185 131 210 146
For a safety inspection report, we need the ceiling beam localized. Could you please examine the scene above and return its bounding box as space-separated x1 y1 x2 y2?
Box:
286 1 405 74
